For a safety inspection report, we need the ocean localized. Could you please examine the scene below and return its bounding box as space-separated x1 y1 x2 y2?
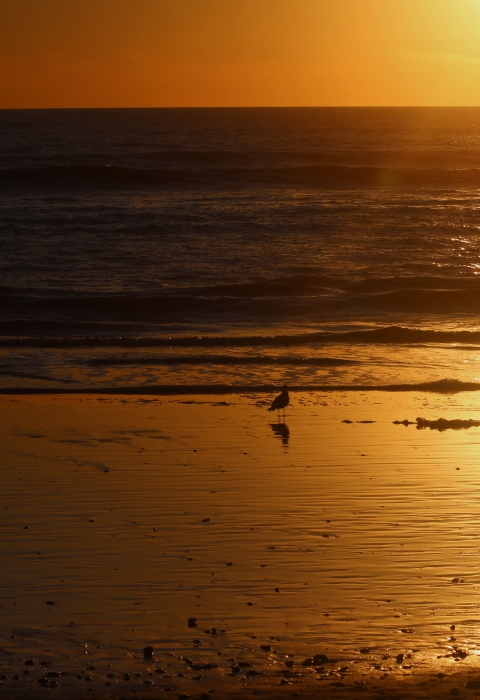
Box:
2 106 480 392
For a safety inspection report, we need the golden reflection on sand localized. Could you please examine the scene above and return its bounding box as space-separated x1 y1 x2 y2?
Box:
2 391 480 697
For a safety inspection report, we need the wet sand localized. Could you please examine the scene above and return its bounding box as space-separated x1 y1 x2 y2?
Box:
3 390 480 698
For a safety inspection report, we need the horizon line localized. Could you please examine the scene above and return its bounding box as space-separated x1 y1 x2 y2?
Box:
2 105 480 111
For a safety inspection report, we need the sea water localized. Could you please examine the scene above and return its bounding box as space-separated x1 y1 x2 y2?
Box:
2 107 480 391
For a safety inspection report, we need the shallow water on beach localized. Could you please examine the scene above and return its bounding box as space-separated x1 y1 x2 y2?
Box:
3 392 480 696
4 340 480 391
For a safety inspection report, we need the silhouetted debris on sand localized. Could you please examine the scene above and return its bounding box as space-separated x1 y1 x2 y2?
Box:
416 417 480 431
392 417 480 431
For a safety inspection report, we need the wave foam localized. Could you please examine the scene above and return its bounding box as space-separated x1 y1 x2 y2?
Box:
2 327 480 347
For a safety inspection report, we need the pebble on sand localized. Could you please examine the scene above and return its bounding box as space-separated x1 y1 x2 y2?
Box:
313 654 329 664
466 680 480 690
301 655 329 666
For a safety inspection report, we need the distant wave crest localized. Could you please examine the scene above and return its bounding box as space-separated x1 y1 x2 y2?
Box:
3 163 480 189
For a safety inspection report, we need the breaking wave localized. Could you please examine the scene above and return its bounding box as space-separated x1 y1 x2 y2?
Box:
3 275 480 332
2 326 480 348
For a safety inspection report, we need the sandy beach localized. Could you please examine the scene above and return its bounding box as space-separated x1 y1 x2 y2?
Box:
2 389 480 698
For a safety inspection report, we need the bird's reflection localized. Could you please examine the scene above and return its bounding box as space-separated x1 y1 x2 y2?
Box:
270 422 290 446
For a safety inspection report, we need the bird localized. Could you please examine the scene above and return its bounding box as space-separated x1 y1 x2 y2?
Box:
267 386 289 419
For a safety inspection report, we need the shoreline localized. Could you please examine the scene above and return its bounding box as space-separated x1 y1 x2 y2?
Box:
1 377 480 394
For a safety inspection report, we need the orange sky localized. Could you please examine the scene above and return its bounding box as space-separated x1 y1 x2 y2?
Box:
2 0 480 108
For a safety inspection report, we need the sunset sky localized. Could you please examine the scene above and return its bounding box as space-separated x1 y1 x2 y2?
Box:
2 0 480 108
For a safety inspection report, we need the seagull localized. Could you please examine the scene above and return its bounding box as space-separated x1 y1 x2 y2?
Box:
267 386 290 418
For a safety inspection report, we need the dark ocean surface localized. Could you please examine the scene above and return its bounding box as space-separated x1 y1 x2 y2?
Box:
3 107 480 391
